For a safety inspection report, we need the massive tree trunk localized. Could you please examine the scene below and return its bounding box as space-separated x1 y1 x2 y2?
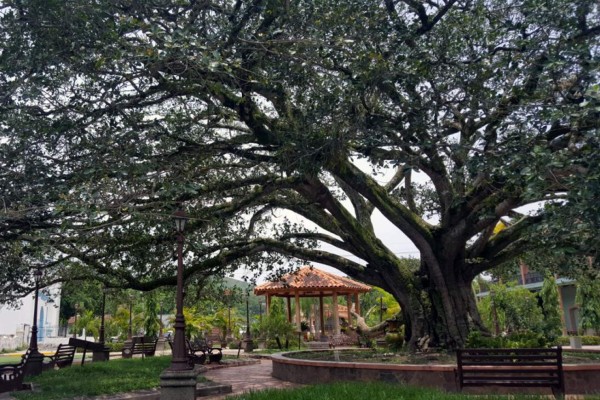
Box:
356 234 486 350
416 232 486 349
378 266 483 350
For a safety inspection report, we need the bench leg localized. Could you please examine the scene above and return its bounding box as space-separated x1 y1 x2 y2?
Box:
552 387 564 400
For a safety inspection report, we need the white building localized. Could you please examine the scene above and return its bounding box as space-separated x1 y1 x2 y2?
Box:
0 284 62 351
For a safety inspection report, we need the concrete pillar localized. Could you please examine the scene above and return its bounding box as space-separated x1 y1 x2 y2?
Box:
295 291 301 332
266 295 271 316
332 292 340 335
346 295 352 326
160 369 198 400
319 295 325 339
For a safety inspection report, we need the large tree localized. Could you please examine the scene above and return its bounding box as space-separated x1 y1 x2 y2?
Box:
1 0 598 348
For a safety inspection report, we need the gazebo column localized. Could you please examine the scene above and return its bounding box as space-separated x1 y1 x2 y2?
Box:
286 297 292 323
332 292 340 335
294 291 301 332
346 295 352 326
319 294 325 340
266 295 271 316
354 293 360 315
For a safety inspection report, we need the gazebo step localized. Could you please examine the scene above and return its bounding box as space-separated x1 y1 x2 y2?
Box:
307 342 330 350
196 381 233 397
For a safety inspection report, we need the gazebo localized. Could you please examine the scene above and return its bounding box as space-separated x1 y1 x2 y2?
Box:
254 266 372 338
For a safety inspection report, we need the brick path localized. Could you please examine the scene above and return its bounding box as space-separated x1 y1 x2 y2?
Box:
200 359 302 399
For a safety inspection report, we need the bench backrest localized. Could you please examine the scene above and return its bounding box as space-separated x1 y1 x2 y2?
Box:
53 344 77 367
131 340 157 357
457 347 564 391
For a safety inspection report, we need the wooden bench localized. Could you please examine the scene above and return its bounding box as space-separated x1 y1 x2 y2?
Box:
69 338 107 365
190 338 223 363
43 343 77 370
0 361 26 394
122 337 157 359
456 347 564 399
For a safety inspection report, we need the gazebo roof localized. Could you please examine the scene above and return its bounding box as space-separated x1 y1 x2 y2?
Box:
254 266 371 297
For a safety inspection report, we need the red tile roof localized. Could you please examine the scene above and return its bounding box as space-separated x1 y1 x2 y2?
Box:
254 266 371 297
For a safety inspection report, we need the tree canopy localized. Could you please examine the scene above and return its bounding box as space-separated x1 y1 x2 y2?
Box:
1 0 598 348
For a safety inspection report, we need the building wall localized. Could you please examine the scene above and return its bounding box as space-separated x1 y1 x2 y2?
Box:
560 284 578 333
0 284 62 350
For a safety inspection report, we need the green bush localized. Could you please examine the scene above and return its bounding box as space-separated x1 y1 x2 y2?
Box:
557 336 570 346
466 331 550 348
477 281 545 335
106 342 125 352
384 333 404 351
557 335 600 346
582 336 600 345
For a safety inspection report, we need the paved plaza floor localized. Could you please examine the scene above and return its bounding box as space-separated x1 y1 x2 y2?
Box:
201 359 302 399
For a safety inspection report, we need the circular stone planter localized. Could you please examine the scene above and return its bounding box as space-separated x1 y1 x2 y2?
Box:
271 350 600 395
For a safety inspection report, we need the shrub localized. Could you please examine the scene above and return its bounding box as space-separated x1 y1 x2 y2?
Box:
384 333 404 351
557 335 600 346
466 330 550 348
582 336 600 345
477 281 545 335
106 342 125 352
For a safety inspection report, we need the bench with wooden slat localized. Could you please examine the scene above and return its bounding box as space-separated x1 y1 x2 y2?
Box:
456 347 564 399
43 343 77 370
190 338 223 364
122 336 157 359
69 338 108 365
0 361 26 394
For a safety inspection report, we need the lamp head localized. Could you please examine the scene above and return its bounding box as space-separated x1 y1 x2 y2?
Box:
33 268 43 285
172 209 189 233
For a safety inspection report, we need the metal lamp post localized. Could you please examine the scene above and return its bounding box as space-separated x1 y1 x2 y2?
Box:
160 208 196 400
159 302 164 338
73 303 80 339
224 289 232 342
99 289 107 344
94 287 111 362
168 209 191 371
128 293 134 340
243 290 253 352
25 268 44 376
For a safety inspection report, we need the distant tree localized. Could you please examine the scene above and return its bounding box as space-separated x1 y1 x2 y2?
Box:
540 275 563 341
478 281 544 335
143 293 160 339
575 272 600 333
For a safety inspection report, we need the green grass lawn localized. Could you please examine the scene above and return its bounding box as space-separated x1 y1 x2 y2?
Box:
225 382 557 400
0 355 23 365
11 356 176 400
0 353 95 366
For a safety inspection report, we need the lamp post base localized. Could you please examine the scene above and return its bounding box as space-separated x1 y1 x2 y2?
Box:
242 337 254 353
24 351 44 377
159 368 198 400
92 348 110 362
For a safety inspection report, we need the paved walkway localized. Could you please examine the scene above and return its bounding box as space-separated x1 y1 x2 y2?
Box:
200 359 302 399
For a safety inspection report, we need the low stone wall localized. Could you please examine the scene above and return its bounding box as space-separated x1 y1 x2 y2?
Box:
271 352 457 391
0 335 25 352
271 351 600 395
